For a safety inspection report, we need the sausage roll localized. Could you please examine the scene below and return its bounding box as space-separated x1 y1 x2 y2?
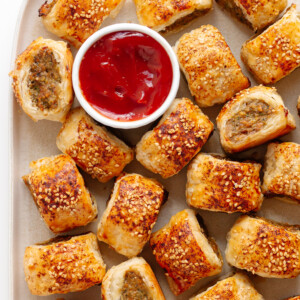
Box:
241 4 300 84
174 25 250 107
150 209 223 295
190 273 264 300
136 98 214 178
39 0 125 48
217 86 296 153
9 37 73 122
101 257 165 300
226 215 300 278
24 233 106 296
262 142 300 203
186 153 263 213
22 154 97 233
133 0 212 33
216 0 287 31
284 297 300 300
97 173 167 257
56 107 134 183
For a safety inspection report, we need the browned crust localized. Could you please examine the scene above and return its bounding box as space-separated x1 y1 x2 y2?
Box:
216 0 287 31
106 173 166 235
241 4 300 84
186 153 263 213
98 173 167 257
56 107 134 183
134 0 212 32
22 154 97 233
175 25 250 107
226 215 300 278
136 98 214 178
23 233 106 295
150 210 222 295
39 0 124 48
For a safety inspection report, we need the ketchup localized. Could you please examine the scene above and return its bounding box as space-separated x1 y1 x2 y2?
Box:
79 31 173 121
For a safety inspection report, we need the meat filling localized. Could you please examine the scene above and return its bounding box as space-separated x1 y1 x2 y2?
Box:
216 0 253 29
28 47 61 111
121 271 152 300
226 100 272 142
162 9 210 33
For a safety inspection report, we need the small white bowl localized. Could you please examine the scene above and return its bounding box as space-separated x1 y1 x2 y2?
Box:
72 23 180 129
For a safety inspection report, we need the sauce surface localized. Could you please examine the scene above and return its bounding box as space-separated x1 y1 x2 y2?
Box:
79 31 173 121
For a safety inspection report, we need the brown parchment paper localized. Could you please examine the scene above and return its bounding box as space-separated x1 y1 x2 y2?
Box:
10 0 300 299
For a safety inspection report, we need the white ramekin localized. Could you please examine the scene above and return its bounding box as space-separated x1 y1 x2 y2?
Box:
72 23 180 129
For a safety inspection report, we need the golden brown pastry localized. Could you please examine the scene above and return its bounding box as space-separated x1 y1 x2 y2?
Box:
23 154 97 233
97 173 167 257
226 215 300 278
136 98 214 178
262 142 300 203
241 4 300 84
284 297 300 300
217 86 296 153
216 0 287 31
39 0 125 48
186 153 263 213
133 0 212 33
101 257 165 300
9 37 73 122
23 233 106 296
56 107 134 183
150 209 223 295
190 273 264 300
174 25 250 107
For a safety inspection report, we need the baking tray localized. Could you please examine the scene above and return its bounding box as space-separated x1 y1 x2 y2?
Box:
10 0 300 299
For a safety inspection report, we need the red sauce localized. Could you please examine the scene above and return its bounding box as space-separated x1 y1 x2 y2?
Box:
79 31 173 121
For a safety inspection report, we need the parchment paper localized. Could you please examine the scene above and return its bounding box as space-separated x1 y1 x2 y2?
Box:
10 0 300 299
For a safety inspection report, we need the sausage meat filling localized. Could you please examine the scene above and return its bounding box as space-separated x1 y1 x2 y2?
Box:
162 9 210 33
28 47 61 111
226 100 273 142
121 270 152 300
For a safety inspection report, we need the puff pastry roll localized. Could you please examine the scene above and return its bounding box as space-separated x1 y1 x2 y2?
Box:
10 37 73 122
97 173 167 257
133 0 212 33
24 233 106 296
150 209 223 295
22 154 97 233
216 0 287 31
186 153 263 213
101 257 165 300
226 215 300 278
174 25 250 107
241 4 300 84
136 98 214 178
217 86 296 153
284 297 300 300
190 273 264 300
39 0 125 48
262 142 300 203
56 107 134 183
